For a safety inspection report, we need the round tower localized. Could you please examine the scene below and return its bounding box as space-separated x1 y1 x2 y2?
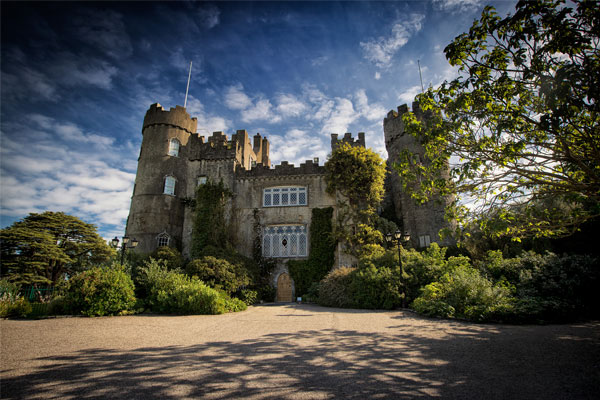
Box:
125 103 197 254
383 102 454 248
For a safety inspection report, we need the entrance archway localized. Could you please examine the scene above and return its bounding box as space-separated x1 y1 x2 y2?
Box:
276 272 293 302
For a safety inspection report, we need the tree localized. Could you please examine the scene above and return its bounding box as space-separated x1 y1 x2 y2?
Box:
0 212 114 285
325 143 387 255
394 0 600 240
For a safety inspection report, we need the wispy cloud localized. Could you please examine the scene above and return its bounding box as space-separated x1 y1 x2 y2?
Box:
360 14 425 69
73 9 133 59
196 4 221 29
432 0 483 14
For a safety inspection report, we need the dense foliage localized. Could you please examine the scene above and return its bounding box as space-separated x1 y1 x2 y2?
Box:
64 264 136 317
325 143 386 213
0 212 114 285
139 259 246 314
191 181 233 257
288 207 336 296
186 256 250 295
0 279 32 318
395 0 600 240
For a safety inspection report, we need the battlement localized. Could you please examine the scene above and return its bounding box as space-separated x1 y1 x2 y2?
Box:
188 130 271 168
383 102 424 125
330 132 366 151
235 159 324 179
142 103 198 134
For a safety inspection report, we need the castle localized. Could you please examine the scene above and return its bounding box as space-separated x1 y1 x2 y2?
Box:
125 102 451 301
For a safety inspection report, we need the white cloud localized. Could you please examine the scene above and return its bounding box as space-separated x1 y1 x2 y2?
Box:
375 72 381 80
398 85 423 105
360 14 425 69
268 130 329 166
224 84 253 110
320 98 357 135
354 89 387 122
432 0 483 13
276 94 308 117
242 99 281 124
0 117 136 236
185 96 232 134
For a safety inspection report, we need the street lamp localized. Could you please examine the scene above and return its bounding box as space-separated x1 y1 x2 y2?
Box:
385 229 411 308
111 236 139 264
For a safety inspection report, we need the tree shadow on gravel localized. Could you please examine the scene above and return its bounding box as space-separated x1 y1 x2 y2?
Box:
2 316 599 399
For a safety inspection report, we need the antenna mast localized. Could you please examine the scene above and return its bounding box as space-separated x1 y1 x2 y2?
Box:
184 61 192 108
418 59 424 93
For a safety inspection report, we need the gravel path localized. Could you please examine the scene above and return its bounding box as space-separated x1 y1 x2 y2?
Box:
1 303 599 399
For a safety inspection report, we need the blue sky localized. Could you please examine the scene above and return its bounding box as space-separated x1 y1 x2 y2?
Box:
0 0 517 240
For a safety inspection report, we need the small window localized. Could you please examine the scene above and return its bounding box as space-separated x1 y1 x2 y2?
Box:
419 234 431 248
263 186 307 207
168 138 180 157
164 176 176 195
157 232 170 247
197 176 207 186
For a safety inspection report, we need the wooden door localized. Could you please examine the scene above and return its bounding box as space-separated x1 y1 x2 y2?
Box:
276 273 293 302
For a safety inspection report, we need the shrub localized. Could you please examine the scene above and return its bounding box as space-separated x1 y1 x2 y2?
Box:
350 265 403 310
151 246 184 270
411 265 514 322
47 295 67 315
477 251 600 321
238 289 258 306
186 256 250 294
140 259 246 314
0 293 32 318
64 264 136 317
318 267 356 308
303 282 320 303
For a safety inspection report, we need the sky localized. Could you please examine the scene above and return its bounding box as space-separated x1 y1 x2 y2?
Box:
0 0 518 240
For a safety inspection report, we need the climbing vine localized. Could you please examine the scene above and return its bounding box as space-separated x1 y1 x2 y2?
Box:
191 181 233 258
288 207 336 296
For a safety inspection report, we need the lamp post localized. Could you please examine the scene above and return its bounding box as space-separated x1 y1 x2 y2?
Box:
111 236 139 264
385 229 411 308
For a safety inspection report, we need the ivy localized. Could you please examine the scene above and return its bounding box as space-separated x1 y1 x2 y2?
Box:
288 207 336 297
191 181 232 258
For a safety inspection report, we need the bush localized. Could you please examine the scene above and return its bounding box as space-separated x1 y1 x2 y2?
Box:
477 251 600 321
303 282 320 303
0 294 32 318
47 295 67 315
151 246 184 270
318 267 356 308
411 265 514 322
350 265 403 310
64 264 136 317
186 256 250 294
140 259 246 314
238 289 258 306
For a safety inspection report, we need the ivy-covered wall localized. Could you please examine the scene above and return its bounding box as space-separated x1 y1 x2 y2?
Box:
288 207 336 296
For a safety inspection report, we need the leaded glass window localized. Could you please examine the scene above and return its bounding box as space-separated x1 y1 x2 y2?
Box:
168 138 180 157
263 187 307 207
262 225 307 258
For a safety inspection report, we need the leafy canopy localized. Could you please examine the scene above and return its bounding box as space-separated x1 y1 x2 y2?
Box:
325 142 386 213
0 211 114 285
394 0 600 240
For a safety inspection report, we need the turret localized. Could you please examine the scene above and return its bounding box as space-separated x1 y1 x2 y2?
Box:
383 102 454 248
125 104 197 254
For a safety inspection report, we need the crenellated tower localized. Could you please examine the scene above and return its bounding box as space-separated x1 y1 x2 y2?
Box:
126 103 197 253
383 102 454 248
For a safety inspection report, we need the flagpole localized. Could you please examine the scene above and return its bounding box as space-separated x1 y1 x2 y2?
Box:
184 61 192 108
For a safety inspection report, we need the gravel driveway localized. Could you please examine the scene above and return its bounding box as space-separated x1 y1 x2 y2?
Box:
1 303 599 399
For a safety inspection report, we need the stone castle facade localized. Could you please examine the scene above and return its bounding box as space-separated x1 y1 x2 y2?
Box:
125 102 451 300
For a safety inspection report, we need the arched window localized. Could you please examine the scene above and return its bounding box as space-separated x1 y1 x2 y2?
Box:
168 138 180 157
157 232 170 247
164 176 176 195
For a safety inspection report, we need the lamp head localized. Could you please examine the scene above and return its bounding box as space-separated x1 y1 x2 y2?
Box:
394 230 402 240
111 237 119 247
131 238 139 248
122 236 130 245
